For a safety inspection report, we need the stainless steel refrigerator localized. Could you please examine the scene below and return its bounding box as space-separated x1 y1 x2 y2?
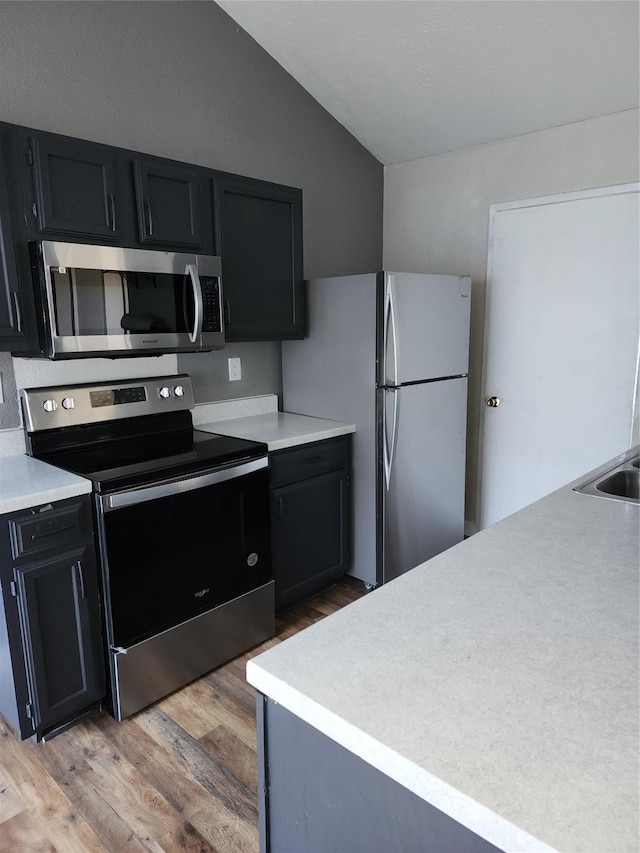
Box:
282 271 471 588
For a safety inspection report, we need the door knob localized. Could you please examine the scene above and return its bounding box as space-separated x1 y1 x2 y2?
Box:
486 396 501 408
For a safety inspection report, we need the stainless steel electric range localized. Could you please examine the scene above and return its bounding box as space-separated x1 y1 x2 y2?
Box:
21 374 274 720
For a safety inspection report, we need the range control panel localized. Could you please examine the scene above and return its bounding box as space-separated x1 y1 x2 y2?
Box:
21 375 195 433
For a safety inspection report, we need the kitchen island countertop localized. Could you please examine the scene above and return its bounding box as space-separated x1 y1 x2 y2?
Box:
247 450 639 853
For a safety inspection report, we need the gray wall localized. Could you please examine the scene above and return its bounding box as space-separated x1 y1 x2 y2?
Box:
383 109 640 529
0 0 382 418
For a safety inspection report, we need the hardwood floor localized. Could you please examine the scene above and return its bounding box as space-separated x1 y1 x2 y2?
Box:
0 576 368 853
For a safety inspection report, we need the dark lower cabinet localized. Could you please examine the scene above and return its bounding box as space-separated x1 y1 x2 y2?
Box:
0 496 106 740
214 173 304 341
270 436 351 611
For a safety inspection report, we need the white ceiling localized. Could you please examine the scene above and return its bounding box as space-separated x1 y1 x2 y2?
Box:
217 0 640 165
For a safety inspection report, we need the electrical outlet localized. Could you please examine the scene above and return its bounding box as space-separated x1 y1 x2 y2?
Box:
228 357 242 381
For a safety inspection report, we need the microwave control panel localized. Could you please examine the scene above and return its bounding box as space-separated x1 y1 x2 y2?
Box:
201 277 222 333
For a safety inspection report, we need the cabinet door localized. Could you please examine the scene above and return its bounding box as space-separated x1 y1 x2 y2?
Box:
271 469 350 611
13 546 105 735
214 174 304 341
134 159 205 249
0 138 25 346
29 133 120 240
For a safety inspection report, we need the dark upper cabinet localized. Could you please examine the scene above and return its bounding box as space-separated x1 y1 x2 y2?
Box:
28 133 122 240
0 121 306 352
270 436 351 611
0 496 106 740
134 158 206 250
0 133 26 347
22 131 209 251
214 174 304 341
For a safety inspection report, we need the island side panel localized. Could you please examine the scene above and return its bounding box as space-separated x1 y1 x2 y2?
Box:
256 695 270 853
257 696 504 853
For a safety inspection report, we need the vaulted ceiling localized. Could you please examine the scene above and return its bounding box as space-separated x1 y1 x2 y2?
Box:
217 0 639 165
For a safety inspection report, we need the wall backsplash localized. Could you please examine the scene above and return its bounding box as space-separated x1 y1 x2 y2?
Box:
2 353 178 430
0 341 281 432
178 342 281 405
12 354 179 391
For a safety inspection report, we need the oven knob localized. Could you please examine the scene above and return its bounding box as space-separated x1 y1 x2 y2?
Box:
159 386 172 399
61 397 75 410
42 399 57 413
174 385 185 397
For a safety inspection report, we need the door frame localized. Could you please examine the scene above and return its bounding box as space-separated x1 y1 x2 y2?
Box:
476 182 640 531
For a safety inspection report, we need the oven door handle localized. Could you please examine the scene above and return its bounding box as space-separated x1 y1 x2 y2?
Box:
100 456 268 511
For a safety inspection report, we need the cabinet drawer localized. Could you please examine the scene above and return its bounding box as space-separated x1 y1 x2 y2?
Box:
9 501 85 560
270 436 350 488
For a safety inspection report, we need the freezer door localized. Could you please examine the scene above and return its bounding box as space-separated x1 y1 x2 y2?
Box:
380 378 467 584
380 272 471 385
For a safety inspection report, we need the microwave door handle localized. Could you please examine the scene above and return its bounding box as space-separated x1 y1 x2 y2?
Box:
186 264 203 343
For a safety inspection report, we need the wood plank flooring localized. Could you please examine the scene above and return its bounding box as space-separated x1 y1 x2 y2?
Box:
0 576 367 852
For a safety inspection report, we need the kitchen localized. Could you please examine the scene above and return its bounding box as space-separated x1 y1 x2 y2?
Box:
0 2 638 852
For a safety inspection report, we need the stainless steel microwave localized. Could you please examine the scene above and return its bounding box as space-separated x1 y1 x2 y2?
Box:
30 241 224 358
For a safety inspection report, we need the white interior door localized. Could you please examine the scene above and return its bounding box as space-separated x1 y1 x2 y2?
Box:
479 184 639 529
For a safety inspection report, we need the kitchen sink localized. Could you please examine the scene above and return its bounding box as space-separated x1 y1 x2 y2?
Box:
574 448 640 504
595 470 639 499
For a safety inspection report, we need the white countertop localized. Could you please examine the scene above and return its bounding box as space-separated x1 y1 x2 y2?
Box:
0 394 354 512
247 457 640 853
197 411 355 451
0 455 92 514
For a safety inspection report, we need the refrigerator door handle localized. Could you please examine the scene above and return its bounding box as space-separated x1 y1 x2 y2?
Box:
385 276 399 387
384 387 399 490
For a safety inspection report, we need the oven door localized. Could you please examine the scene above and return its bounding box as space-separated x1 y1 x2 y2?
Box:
95 456 274 719
97 457 271 650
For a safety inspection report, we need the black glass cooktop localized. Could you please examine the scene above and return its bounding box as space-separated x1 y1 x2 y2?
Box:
27 412 267 493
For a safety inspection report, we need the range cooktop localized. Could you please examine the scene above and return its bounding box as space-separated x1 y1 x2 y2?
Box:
21 375 268 493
